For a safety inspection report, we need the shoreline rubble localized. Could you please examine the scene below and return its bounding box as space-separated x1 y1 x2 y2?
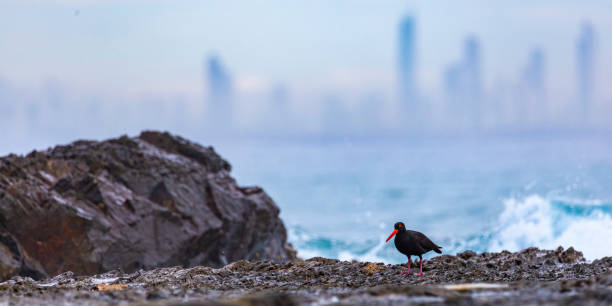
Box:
1 247 611 305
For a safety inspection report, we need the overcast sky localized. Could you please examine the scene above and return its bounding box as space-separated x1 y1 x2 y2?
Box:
1 0 611 103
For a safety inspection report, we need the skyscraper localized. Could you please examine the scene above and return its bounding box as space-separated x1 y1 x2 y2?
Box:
204 54 233 126
522 48 545 95
443 36 483 128
397 16 417 104
576 22 595 109
443 64 461 101
462 36 482 104
206 55 232 104
267 84 290 132
519 47 547 126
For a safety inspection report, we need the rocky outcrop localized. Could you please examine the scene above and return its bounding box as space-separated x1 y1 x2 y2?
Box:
0 131 295 280
0 232 46 280
0 248 610 305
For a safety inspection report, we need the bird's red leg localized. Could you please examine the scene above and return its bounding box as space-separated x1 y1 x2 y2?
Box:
414 257 424 276
401 257 411 275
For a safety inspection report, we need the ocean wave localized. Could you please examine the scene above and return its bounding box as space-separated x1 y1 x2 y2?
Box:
288 224 471 264
488 194 612 261
288 194 612 263
287 225 392 263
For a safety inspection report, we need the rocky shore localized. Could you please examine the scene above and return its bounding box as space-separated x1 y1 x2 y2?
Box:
0 131 295 280
2 133 611 304
1 247 611 305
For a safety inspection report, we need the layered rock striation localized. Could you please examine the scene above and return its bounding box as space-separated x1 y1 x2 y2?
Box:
0 131 295 280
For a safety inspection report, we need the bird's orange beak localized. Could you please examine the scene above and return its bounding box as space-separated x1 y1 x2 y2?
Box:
385 229 398 243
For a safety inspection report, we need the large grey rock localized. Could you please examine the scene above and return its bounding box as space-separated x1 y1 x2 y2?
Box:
0 131 295 280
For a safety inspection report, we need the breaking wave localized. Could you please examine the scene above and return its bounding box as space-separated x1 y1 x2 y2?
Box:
488 195 612 261
287 226 390 263
288 194 612 263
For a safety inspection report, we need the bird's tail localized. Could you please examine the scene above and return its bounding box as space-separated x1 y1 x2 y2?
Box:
434 245 442 254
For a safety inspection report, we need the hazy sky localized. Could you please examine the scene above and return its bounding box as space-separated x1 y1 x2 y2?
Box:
1 0 611 103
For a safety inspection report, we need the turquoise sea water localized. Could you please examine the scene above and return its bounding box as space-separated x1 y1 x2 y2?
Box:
216 134 612 263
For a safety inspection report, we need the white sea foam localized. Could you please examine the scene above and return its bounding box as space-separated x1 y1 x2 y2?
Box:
296 249 325 260
488 195 612 260
289 194 612 264
338 236 387 263
288 225 388 262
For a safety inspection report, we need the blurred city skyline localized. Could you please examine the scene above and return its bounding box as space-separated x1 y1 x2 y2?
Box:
1 1 612 154
203 15 603 131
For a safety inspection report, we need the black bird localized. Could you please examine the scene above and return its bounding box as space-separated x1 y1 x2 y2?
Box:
385 222 442 276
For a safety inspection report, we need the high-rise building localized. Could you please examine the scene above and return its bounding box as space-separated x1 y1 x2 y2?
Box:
270 84 289 109
463 36 482 103
576 22 595 108
519 47 547 126
267 84 290 131
522 48 545 95
204 54 233 125
397 16 417 104
443 64 461 101
443 36 483 128
206 55 232 104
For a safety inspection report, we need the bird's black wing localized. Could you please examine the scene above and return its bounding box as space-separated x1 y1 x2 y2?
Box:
413 231 442 254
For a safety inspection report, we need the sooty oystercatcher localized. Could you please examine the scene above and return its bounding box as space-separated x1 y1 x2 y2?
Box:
385 222 442 276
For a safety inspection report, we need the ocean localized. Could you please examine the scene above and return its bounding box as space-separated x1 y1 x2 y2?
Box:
218 134 612 263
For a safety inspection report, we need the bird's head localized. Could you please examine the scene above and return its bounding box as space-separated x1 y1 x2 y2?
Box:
385 222 406 243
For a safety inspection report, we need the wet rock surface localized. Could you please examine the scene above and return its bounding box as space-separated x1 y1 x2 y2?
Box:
1 247 611 305
0 131 295 281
